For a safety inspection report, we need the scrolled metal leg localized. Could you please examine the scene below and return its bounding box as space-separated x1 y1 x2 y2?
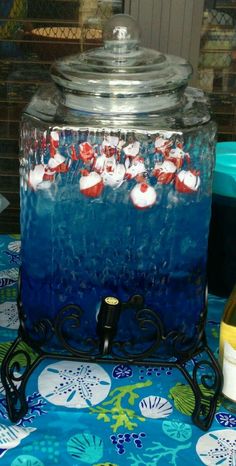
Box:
1 336 42 423
178 344 223 431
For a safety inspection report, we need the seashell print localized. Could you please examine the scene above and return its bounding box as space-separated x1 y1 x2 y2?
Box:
0 278 17 288
0 424 36 451
0 301 19 329
8 241 21 254
38 361 111 408
67 433 103 463
169 382 221 416
11 455 44 466
0 342 37 376
162 420 192 442
139 396 173 419
0 268 19 282
169 383 195 415
196 429 236 465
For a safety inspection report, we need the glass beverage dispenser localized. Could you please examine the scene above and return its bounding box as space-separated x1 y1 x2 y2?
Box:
1 15 222 428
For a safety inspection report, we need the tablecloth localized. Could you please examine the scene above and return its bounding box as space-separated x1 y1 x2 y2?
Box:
0 234 235 466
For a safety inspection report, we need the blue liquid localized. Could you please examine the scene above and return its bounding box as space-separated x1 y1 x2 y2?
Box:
20 127 214 353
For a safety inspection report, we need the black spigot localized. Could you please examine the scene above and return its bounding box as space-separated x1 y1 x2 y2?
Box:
97 296 122 355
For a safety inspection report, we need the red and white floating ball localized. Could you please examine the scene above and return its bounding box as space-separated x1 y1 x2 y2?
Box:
28 164 45 190
123 141 140 159
130 182 157 209
153 160 177 184
102 163 125 188
79 142 95 163
79 171 104 198
175 170 201 193
125 157 146 180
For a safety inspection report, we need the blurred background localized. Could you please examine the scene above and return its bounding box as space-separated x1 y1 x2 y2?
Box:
0 0 236 233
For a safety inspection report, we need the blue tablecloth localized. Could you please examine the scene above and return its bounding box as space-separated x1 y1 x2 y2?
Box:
0 235 235 466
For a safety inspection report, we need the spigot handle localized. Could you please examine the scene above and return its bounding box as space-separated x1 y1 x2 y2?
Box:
97 296 122 355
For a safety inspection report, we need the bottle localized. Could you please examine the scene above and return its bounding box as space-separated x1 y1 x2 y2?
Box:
219 283 236 412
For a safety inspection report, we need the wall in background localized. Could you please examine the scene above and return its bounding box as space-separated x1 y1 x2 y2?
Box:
124 0 204 84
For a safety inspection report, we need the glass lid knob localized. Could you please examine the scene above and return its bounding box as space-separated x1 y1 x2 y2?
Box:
103 14 141 53
51 13 193 112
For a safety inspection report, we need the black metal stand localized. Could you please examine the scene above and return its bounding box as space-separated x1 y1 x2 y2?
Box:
1 286 223 430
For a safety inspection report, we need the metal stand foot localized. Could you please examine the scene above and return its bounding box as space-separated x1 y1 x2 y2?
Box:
0 337 43 422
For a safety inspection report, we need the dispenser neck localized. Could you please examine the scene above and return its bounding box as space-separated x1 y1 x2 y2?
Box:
58 85 186 116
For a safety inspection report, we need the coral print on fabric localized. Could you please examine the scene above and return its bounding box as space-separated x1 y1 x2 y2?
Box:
89 381 152 432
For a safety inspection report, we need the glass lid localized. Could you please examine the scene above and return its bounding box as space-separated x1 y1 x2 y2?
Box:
51 14 192 113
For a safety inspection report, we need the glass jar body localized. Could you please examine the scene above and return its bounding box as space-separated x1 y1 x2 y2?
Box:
19 85 216 354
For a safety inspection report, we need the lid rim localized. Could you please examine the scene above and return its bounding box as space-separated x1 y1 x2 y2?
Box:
50 14 192 107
